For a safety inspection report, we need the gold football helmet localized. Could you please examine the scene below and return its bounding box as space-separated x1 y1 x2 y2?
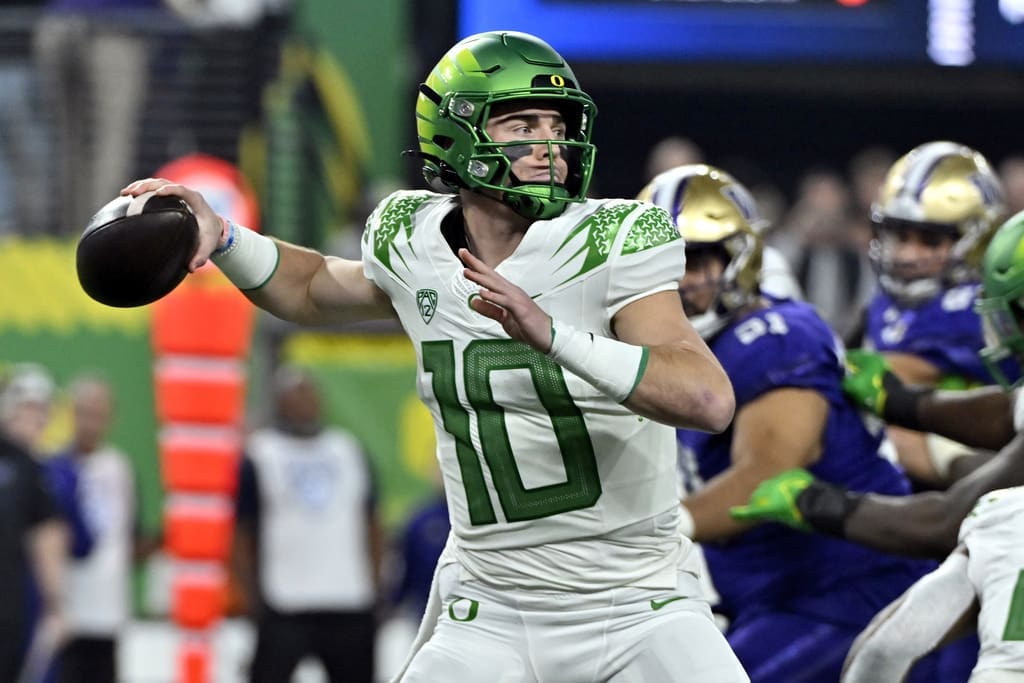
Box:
638 164 765 338
870 141 1006 305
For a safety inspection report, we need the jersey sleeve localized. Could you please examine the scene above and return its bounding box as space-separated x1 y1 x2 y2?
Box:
606 203 686 315
361 190 435 290
360 197 387 288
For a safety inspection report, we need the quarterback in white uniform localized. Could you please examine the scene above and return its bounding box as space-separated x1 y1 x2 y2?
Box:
123 30 745 683
364 190 693 592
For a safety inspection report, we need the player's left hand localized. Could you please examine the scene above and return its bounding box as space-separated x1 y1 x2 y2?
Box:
729 468 815 531
459 248 554 352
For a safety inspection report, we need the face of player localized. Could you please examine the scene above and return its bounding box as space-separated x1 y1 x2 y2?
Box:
877 224 955 282
485 103 569 186
679 247 727 318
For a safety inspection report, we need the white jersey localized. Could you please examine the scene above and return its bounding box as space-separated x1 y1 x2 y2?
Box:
959 486 1024 676
247 427 377 611
363 191 690 591
65 447 135 636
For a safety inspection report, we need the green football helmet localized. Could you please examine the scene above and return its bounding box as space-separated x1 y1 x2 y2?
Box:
977 210 1024 389
414 31 597 220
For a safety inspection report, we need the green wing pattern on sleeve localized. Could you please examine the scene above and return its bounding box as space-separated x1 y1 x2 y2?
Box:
621 205 681 255
553 202 635 286
370 191 433 283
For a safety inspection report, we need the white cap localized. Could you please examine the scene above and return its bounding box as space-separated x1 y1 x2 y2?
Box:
0 362 55 421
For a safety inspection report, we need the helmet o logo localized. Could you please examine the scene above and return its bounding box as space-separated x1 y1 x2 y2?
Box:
549 75 565 87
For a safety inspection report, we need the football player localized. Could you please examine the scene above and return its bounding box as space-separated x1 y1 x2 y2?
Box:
123 31 747 683
639 164 950 681
730 209 1024 556
852 141 1017 486
732 211 1024 681
842 486 1024 683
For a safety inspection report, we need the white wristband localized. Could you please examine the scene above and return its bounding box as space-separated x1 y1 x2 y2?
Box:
546 320 648 403
210 220 279 290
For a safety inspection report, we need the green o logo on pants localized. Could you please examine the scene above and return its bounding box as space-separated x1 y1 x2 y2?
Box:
448 597 480 622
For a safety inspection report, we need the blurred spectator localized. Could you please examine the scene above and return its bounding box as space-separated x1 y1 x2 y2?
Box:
842 146 895 343
33 0 170 233
163 0 280 28
0 364 69 681
999 155 1024 216
643 135 705 182
0 2 50 236
848 146 895 222
232 366 383 683
48 374 153 683
772 167 868 337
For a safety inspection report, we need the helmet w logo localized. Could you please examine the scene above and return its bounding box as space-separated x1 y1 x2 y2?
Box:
417 289 438 324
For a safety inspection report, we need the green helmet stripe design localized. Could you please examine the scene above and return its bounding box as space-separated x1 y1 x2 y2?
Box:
415 31 598 220
977 210 1024 388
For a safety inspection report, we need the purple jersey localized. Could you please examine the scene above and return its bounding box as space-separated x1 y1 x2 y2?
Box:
866 283 1021 385
678 300 933 622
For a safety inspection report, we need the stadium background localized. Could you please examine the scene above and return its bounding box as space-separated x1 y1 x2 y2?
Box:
2 0 1024 679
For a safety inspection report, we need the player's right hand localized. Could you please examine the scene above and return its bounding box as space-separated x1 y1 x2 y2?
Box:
121 178 225 273
458 247 555 352
729 468 815 531
842 348 897 416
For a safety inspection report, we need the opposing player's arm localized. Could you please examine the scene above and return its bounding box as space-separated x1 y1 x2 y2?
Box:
684 388 827 541
885 351 944 385
611 290 734 432
121 178 393 325
745 430 1024 557
914 387 1016 452
844 432 1024 556
883 351 993 485
841 546 978 683
844 348 1015 450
